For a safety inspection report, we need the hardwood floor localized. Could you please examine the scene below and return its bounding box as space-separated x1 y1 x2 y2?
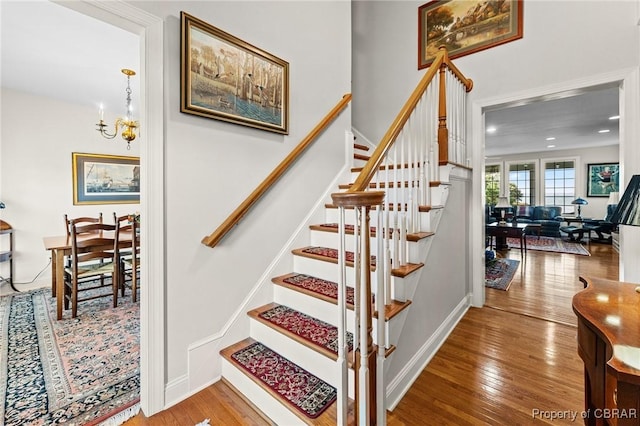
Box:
125 239 619 425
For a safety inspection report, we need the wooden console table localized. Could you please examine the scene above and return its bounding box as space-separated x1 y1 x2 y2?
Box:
573 276 640 425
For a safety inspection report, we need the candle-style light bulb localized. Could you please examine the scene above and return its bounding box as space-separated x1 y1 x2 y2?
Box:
99 104 104 121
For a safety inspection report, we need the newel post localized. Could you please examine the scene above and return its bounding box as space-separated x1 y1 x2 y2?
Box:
331 190 385 426
437 47 449 164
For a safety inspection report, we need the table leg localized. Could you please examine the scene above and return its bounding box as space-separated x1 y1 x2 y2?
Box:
55 250 65 320
50 249 57 297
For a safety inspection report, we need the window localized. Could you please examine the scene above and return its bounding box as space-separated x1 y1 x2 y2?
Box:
544 160 576 214
485 164 501 205
508 161 536 206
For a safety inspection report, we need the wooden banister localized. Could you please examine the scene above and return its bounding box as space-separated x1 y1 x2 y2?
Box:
349 47 472 192
201 94 352 248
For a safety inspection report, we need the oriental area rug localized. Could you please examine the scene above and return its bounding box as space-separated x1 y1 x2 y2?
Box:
485 258 520 291
507 236 590 256
0 288 140 425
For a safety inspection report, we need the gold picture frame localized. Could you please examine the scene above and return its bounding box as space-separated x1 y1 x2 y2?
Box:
419 0 523 69
72 153 140 205
180 12 289 134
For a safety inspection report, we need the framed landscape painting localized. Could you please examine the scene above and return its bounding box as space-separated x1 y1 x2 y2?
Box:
587 162 619 197
419 0 523 69
180 11 289 134
72 153 140 205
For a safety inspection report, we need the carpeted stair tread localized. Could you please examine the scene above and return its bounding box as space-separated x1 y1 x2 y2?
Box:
293 246 377 270
248 303 353 360
293 247 424 278
338 181 421 190
271 273 413 320
310 223 434 242
221 338 354 424
272 273 355 308
324 203 443 212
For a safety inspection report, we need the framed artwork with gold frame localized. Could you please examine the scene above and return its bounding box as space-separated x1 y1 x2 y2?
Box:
419 0 523 69
180 11 289 134
72 153 140 205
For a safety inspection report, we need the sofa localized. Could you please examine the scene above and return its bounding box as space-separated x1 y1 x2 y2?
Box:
485 205 563 237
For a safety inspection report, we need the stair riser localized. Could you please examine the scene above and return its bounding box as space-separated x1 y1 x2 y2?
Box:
325 208 433 234
221 358 304 425
273 285 403 349
311 229 424 265
274 284 356 331
291 255 410 301
249 319 356 398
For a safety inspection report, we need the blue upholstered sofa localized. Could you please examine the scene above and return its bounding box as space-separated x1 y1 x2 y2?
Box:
485 205 563 237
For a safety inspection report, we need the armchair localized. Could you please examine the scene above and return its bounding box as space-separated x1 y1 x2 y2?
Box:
582 204 618 243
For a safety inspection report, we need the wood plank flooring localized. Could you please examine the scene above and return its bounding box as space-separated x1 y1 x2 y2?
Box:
125 239 618 425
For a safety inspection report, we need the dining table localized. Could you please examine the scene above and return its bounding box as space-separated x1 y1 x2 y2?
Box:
43 230 133 320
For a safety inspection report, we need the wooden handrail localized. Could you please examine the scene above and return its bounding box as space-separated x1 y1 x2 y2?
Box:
349 47 472 192
202 94 353 248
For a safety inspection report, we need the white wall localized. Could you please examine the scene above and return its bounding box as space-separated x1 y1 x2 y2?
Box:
128 0 352 398
0 88 140 283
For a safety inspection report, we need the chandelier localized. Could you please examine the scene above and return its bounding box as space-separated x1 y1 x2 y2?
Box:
96 69 139 149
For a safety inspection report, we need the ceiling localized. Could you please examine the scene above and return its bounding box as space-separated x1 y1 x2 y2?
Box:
0 0 139 118
1 2 620 158
484 85 620 158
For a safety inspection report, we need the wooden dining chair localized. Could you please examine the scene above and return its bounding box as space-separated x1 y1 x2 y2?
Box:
63 213 103 237
62 213 104 270
115 214 140 302
63 221 118 318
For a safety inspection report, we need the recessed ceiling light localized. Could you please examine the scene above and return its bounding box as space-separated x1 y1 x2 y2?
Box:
547 144 556 148
545 137 556 141
486 126 497 133
609 115 620 120
598 129 610 133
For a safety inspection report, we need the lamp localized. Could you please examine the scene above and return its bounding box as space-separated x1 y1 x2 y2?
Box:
572 197 588 219
96 69 139 150
495 196 510 225
610 175 640 227
607 191 620 206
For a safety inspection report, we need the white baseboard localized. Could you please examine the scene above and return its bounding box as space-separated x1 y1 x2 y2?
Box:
386 294 470 410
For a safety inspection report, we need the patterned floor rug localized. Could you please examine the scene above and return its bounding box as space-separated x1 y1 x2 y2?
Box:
485 259 520 291
230 341 336 419
507 236 590 256
0 288 140 425
258 304 353 354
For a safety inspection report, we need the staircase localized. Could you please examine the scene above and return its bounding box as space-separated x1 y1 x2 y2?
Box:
208 47 473 425
219 153 455 425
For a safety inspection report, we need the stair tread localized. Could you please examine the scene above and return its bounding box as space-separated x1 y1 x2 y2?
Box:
310 223 435 242
248 302 353 361
272 273 355 309
292 246 377 270
324 203 444 212
272 273 412 319
353 143 370 151
293 246 424 278
353 153 370 161
221 337 354 425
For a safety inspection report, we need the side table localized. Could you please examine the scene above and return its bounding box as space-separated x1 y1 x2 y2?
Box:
486 222 528 258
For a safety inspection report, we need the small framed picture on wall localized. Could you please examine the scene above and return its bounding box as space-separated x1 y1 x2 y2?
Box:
587 162 619 197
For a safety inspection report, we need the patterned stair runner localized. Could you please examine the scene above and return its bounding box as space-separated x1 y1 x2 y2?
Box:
278 273 355 306
257 304 353 354
229 341 337 419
